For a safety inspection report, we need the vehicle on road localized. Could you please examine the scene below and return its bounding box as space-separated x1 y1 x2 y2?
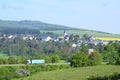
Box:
27 59 45 64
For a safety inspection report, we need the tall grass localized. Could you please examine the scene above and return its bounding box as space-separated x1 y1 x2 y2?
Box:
17 65 120 80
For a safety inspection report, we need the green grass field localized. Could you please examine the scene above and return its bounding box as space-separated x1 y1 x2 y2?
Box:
40 30 120 38
0 53 9 58
16 65 120 80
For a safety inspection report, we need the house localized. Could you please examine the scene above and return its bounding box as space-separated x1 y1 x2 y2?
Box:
0 37 3 40
53 38 59 42
42 36 52 41
8 35 14 39
101 41 109 45
23 36 28 40
76 40 82 47
22 35 35 40
89 35 96 42
29 36 34 40
64 35 69 41
88 49 94 54
7 35 16 39
72 43 77 48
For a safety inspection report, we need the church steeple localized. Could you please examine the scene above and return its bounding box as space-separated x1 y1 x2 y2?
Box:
64 30 67 37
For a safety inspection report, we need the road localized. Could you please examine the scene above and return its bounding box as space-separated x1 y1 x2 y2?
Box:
0 64 26 66
0 63 70 66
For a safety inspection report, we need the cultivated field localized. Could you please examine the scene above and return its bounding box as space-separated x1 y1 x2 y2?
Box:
96 37 120 41
40 30 120 38
16 65 120 80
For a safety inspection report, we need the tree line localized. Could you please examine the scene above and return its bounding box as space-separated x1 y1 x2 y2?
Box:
0 34 120 66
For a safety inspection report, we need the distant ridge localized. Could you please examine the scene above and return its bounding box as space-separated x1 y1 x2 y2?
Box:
0 20 74 30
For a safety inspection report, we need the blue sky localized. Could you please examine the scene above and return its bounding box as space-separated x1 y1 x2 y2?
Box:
0 0 120 34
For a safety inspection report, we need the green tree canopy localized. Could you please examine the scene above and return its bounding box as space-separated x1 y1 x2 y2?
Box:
70 53 89 67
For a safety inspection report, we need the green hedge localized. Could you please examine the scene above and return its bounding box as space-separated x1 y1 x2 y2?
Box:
0 66 20 80
0 64 70 80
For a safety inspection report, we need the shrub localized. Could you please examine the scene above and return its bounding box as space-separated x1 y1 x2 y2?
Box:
0 58 8 64
70 53 89 67
116 58 120 65
8 57 17 64
50 54 60 63
0 66 17 80
88 51 102 66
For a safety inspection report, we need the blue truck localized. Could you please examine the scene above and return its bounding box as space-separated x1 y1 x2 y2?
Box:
27 59 45 64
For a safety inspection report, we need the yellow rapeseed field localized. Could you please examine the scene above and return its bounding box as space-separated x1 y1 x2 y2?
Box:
96 37 120 41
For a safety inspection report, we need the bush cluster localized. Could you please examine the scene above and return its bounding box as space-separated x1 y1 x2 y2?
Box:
70 53 88 67
0 66 20 80
70 51 102 67
116 58 120 65
0 64 70 80
0 57 27 64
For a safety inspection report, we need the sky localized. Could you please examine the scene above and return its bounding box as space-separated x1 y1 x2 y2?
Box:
0 0 120 34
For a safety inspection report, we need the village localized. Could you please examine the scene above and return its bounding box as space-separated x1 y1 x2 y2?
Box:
0 30 109 44
0 30 110 43
0 30 111 54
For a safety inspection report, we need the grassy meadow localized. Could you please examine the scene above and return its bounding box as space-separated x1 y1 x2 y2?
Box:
16 65 120 80
0 53 9 58
40 29 120 38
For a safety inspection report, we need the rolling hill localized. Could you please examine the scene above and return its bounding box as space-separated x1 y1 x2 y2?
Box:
0 20 73 30
0 19 120 37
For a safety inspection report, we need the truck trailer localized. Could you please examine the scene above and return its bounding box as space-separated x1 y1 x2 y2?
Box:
27 59 45 64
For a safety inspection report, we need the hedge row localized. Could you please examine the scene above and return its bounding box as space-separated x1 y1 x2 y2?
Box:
0 64 70 80
70 52 102 67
